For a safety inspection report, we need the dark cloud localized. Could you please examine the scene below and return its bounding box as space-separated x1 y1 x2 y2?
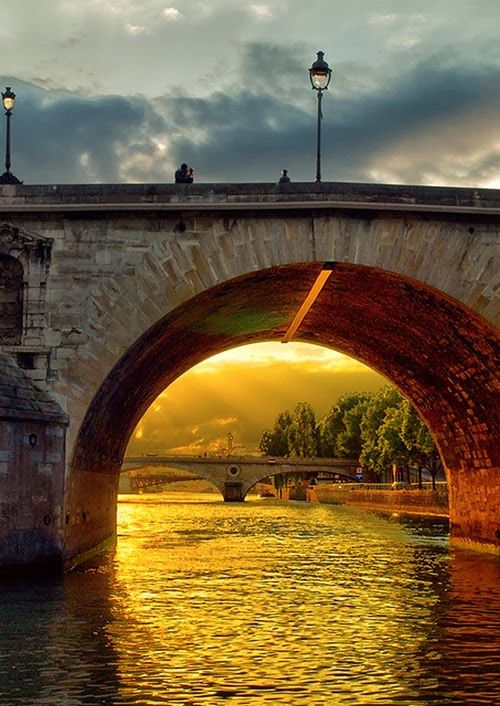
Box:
167 46 500 183
0 79 169 183
1 42 499 185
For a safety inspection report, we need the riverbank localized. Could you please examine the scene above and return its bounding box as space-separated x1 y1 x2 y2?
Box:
311 484 449 517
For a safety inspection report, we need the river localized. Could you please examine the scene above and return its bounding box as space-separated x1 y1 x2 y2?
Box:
1 493 499 705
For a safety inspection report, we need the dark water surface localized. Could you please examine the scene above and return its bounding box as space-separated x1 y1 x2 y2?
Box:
1 494 499 705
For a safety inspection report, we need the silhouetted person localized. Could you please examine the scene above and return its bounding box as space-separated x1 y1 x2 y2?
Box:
278 169 291 183
175 163 194 183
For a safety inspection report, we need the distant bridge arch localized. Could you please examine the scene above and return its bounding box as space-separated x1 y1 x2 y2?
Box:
0 182 498 570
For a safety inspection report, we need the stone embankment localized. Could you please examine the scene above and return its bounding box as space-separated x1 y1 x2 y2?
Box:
310 484 449 517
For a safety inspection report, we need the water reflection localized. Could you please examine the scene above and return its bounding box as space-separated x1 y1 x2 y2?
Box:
0 564 120 705
0 495 499 705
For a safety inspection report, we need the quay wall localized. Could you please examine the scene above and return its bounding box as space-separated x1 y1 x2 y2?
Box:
312 485 449 517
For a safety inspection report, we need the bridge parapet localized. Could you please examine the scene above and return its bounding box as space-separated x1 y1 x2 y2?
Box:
1 182 499 214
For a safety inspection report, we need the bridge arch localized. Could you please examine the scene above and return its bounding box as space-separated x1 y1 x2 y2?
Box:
66 261 499 565
244 467 359 500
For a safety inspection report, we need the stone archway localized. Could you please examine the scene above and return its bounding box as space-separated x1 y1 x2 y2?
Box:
65 262 499 567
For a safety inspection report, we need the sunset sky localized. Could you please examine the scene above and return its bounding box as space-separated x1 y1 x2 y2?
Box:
2 1 498 453
128 343 388 455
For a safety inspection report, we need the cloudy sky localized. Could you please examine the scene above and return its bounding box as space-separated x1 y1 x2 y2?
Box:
128 343 387 455
2 1 498 454
1 0 499 185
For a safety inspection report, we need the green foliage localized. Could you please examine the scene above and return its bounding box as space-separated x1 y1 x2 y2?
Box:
259 429 274 455
319 393 371 458
260 386 441 483
359 387 405 478
272 473 287 490
398 399 442 488
288 402 318 457
259 410 292 456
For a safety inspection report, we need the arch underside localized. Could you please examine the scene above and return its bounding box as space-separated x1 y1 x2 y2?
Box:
68 262 499 556
244 468 358 497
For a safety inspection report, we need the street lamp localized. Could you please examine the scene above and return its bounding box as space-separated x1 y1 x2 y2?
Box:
0 87 22 185
309 51 332 183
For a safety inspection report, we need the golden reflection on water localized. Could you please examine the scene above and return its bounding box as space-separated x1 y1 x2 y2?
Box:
106 495 498 705
0 494 498 706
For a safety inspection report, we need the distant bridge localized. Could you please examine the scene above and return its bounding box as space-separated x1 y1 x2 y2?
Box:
121 455 359 500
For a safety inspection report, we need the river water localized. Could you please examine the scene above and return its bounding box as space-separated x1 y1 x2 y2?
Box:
0 494 499 706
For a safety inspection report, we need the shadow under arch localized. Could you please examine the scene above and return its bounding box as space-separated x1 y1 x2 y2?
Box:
66 262 499 566
245 468 359 499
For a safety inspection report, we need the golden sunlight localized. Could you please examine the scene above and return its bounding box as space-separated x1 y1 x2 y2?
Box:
127 342 387 456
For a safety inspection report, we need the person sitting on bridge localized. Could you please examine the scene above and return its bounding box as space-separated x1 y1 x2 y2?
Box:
278 169 291 184
175 163 194 183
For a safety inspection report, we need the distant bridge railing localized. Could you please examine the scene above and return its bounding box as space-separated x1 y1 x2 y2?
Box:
123 454 359 469
324 482 448 491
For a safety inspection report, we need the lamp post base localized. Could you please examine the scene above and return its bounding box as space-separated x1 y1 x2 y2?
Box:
0 171 22 184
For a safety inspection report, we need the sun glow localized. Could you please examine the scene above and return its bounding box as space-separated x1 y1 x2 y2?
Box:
127 342 386 457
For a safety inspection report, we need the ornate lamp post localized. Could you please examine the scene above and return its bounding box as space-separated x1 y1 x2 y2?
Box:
0 87 22 185
309 51 332 182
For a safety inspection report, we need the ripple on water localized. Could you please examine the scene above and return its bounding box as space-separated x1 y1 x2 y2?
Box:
0 495 499 706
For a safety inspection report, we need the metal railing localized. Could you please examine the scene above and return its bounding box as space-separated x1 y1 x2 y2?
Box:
321 482 447 491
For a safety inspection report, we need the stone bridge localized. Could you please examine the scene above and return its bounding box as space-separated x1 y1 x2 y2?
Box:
121 455 359 499
0 181 498 571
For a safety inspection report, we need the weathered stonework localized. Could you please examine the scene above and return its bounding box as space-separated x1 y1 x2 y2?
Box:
0 182 498 569
0 352 67 570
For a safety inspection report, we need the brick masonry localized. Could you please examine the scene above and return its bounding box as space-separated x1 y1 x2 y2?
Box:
0 182 498 568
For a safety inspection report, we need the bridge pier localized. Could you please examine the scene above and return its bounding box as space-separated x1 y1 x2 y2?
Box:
448 466 500 553
223 481 244 502
0 353 68 572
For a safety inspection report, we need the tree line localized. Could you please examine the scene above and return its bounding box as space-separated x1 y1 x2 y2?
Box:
259 387 442 487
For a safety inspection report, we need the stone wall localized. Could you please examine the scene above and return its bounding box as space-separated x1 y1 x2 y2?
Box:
313 484 449 517
0 352 67 570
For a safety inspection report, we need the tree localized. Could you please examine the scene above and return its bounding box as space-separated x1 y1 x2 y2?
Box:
359 387 405 480
258 388 443 489
259 410 292 456
377 405 412 481
259 429 274 455
399 400 442 489
288 402 318 457
319 392 371 457
318 406 344 456
336 399 371 459
272 472 288 498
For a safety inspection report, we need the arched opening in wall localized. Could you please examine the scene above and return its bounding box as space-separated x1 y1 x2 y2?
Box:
124 340 444 498
118 466 221 496
122 341 386 498
68 262 499 561
0 254 23 345
245 466 364 500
